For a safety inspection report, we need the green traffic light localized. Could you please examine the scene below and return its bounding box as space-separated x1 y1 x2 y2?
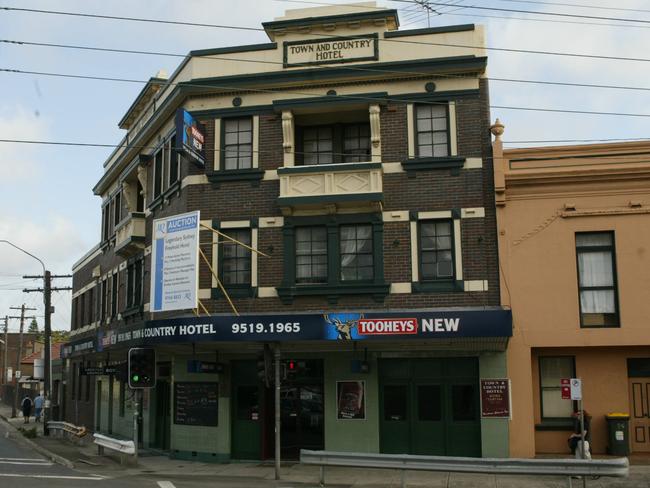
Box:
132 374 140 382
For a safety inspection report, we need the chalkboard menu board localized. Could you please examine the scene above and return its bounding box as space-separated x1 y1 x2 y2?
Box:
174 382 219 426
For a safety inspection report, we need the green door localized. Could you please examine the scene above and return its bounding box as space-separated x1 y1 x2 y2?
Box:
231 361 262 460
379 358 480 457
153 380 171 450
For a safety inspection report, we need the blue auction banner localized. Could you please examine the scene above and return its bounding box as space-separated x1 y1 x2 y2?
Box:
94 309 512 352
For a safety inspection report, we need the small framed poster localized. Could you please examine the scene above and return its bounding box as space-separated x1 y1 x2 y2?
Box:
480 378 511 418
337 380 366 420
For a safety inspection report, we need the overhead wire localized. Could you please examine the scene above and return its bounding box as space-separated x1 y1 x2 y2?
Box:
494 0 650 15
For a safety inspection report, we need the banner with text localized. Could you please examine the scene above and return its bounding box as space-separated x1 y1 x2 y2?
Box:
175 109 206 167
150 211 200 313
95 309 512 351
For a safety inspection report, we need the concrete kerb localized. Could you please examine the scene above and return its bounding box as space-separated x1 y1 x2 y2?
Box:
0 412 75 469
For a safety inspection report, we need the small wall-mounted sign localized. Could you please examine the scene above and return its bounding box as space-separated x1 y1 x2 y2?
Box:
480 378 511 418
284 34 378 67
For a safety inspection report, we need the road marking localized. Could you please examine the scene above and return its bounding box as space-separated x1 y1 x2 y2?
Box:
0 460 53 465
0 473 104 480
157 482 177 488
0 457 48 462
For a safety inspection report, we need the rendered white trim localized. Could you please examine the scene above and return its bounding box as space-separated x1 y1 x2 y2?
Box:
461 207 485 218
418 210 452 220
259 216 284 228
410 221 419 282
213 118 221 171
382 162 404 173
454 218 463 280
463 158 482 169
72 281 97 299
251 228 259 288
390 282 412 294
382 211 409 222
252 115 260 169
198 288 211 299
220 220 250 229
407 103 415 159
464 280 488 292
449 101 458 156
258 287 279 298
181 175 209 188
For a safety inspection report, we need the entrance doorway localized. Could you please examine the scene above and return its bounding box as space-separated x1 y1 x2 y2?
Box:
153 379 171 450
629 377 650 452
379 358 481 457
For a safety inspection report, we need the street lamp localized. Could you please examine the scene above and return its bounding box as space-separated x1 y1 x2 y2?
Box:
0 240 51 435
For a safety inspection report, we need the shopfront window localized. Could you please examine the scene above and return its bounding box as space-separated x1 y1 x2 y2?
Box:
384 385 408 421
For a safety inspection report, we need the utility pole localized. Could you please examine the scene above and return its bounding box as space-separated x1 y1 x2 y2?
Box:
1 316 7 387
24 272 72 435
9 305 37 418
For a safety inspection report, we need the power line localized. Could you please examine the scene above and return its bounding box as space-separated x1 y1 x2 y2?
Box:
4 40 650 92
397 0 650 24
278 0 650 29
489 0 650 16
503 137 650 143
3 67 650 118
2 6 650 61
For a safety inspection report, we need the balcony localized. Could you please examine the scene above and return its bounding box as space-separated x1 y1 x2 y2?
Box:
277 162 383 215
115 212 146 257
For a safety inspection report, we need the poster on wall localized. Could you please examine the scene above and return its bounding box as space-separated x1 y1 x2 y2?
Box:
480 378 511 418
150 211 200 313
175 108 206 167
337 380 366 420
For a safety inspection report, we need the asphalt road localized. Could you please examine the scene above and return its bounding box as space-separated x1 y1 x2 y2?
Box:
0 421 316 488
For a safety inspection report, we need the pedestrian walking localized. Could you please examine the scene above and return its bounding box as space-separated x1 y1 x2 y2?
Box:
34 392 44 422
21 395 33 424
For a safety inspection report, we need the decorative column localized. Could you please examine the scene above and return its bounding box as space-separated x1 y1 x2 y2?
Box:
369 104 381 162
282 110 294 167
490 118 506 206
136 165 148 207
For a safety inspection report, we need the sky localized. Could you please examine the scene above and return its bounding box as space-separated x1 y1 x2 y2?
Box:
0 0 649 332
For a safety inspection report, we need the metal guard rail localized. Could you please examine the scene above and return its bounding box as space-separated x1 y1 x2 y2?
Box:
93 433 135 455
46 421 87 437
300 450 629 487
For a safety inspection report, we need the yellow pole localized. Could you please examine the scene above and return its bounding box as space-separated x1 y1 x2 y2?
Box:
198 247 239 316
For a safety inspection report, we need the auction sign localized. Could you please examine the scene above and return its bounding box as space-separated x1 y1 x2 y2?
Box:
175 109 206 167
480 378 511 418
150 211 200 313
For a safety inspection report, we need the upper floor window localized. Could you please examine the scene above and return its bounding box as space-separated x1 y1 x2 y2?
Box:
153 147 164 199
220 229 252 286
340 224 373 281
299 123 371 165
152 134 180 201
296 227 327 284
223 118 253 170
419 220 454 280
576 232 619 327
126 258 143 309
415 104 449 158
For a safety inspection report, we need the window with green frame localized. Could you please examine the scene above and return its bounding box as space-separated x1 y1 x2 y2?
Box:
220 228 252 286
539 356 575 420
280 215 388 302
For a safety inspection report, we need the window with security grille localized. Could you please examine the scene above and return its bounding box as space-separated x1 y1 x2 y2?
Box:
296 227 327 284
223 118 253 170
416 104 449 158
420 220 454 280
340 224 374 281
221 229 252 285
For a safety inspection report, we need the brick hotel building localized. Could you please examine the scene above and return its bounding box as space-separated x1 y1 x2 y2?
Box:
64 3 511 461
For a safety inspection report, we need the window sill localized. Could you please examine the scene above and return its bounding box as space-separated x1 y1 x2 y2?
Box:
207 168 265 187
402 156 466 176
277 282 390 304
148 181 181 212
535 420 575 431
211 286 257 299
412 280 463 293
121 305 144 319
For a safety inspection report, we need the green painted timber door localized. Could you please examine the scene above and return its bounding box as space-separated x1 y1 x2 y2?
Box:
231 361 262 460
379 358 480 457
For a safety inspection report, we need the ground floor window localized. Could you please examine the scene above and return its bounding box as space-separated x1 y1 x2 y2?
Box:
539 356 575 419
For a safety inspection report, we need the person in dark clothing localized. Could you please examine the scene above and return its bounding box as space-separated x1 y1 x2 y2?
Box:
568 410 591 458
21 395 33 424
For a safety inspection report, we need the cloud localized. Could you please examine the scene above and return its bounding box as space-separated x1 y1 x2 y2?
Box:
0 213 86 330
0 107 51 182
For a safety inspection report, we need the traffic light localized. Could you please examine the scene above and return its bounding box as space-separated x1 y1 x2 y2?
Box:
128 347 156 388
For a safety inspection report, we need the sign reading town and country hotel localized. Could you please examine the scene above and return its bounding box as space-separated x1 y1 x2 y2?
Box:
81 310 512 354
284 34 378 67
150 211 200 313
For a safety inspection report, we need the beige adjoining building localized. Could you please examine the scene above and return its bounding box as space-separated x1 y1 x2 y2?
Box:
492 121 650 457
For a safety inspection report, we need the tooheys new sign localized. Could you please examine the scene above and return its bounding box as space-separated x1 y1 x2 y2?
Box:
96 309 512 349
175 109 206 167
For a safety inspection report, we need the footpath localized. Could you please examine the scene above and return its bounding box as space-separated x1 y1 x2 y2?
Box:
1 402 650 487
